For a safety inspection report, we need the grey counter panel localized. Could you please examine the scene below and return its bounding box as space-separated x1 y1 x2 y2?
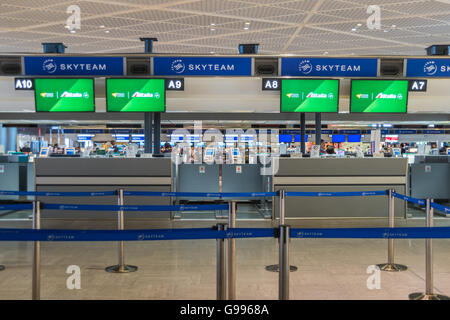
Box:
35 158 171 177
222 164 264 193
275 158 408 177
274 185 405 218
36 185 171 219
35 158 172 220
274 158 407 218
176 164 219 201
410 163 450 199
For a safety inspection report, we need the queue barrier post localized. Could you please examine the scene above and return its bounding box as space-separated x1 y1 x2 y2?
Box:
105 189 138 273
227 201 236 300
266 190 297 273
377 189 407 272
279 225 290 300
216 223 228 300
32 200 41 300
409 199 450 300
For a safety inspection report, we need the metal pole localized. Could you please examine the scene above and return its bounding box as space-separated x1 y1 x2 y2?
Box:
228 201 236 300
377 189 407 272
105 189 137 273
266 190 297 273
300 113 306 155
409 199 450 300
216 224 227 300
279 225 290 300
32 200 41 300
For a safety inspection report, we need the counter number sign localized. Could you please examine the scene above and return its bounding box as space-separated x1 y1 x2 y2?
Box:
165 78 184 91
408 80 427 92
14 78 34 90
262 78 280 91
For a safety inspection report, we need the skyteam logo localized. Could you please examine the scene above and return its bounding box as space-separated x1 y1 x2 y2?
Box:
171 59 185 74
42 59 57 74
298 59 313 75
424 61 438 76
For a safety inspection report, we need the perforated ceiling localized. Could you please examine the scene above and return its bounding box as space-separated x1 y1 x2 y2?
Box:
0 0 449 55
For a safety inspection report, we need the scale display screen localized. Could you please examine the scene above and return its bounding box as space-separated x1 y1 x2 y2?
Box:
281 79 339 112
106 78 165 112
34 78 95 112
350 80 408 113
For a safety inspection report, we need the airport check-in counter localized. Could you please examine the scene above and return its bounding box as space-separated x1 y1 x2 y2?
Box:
174 163 270 202
409 155 450 200
35 157 172 220
0 155 34 200
273 158 408 219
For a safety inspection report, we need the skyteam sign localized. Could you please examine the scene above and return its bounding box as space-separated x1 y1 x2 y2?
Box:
281 57 378 77
406 58 450 77
24 56 124 76
153 57 252 76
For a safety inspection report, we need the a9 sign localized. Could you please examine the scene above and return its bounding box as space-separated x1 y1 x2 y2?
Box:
165 78 184 91
14 78 34 90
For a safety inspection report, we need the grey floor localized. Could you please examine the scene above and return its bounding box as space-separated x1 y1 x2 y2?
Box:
0 206 450 300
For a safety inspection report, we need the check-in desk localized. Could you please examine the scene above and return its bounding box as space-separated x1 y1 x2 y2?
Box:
273 158 408 219
174 163 270 201
35 157 172 220
0 155 34 200
409 156 449 200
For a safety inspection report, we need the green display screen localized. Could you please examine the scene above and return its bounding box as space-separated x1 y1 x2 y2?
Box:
106 78 165 112
280 79 339 112
350 80 408 113
34 78 95 112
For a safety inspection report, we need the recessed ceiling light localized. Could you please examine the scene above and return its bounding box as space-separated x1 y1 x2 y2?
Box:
100 25 105 28
210 51 215 54
351 28 357 32
64 25 70 29
392 25 396 28
70 30 76 33
244 27 249 30
105 30 110 33
357 23 362 27
245 22 250 25
210 23 215 26
211 28 216 31
323 51 328 55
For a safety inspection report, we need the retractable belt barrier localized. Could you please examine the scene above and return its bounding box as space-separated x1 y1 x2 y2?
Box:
392 191 450 214
0 190 117 197
0 227 275 241
43 203 229 212
286 190 388 197
0 203 33 211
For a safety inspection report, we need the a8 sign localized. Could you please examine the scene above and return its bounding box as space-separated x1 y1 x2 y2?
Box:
262 78 280 91
14 78 34 90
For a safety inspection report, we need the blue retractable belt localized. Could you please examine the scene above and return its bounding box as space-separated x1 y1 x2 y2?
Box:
43 203 229 212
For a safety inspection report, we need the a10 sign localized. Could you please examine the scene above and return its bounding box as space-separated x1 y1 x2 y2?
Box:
14 78 34 90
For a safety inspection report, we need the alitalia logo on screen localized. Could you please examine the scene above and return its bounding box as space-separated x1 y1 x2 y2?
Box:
40 91 89 98
286 92 334 99
356 93 403 100
132 91 161 98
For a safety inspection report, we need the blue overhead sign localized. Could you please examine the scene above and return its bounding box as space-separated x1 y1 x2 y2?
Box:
406 58 450 77
153 57 252 76
281 57 378 77
24 56 124 76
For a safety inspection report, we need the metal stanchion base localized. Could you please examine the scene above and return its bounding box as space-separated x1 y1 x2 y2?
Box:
409 292 450 300
376 263 408 272
265 264 298 272
105 265 138 273
0 265 4 271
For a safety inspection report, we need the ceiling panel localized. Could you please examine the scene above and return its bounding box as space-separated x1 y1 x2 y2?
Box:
0 0 447 55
